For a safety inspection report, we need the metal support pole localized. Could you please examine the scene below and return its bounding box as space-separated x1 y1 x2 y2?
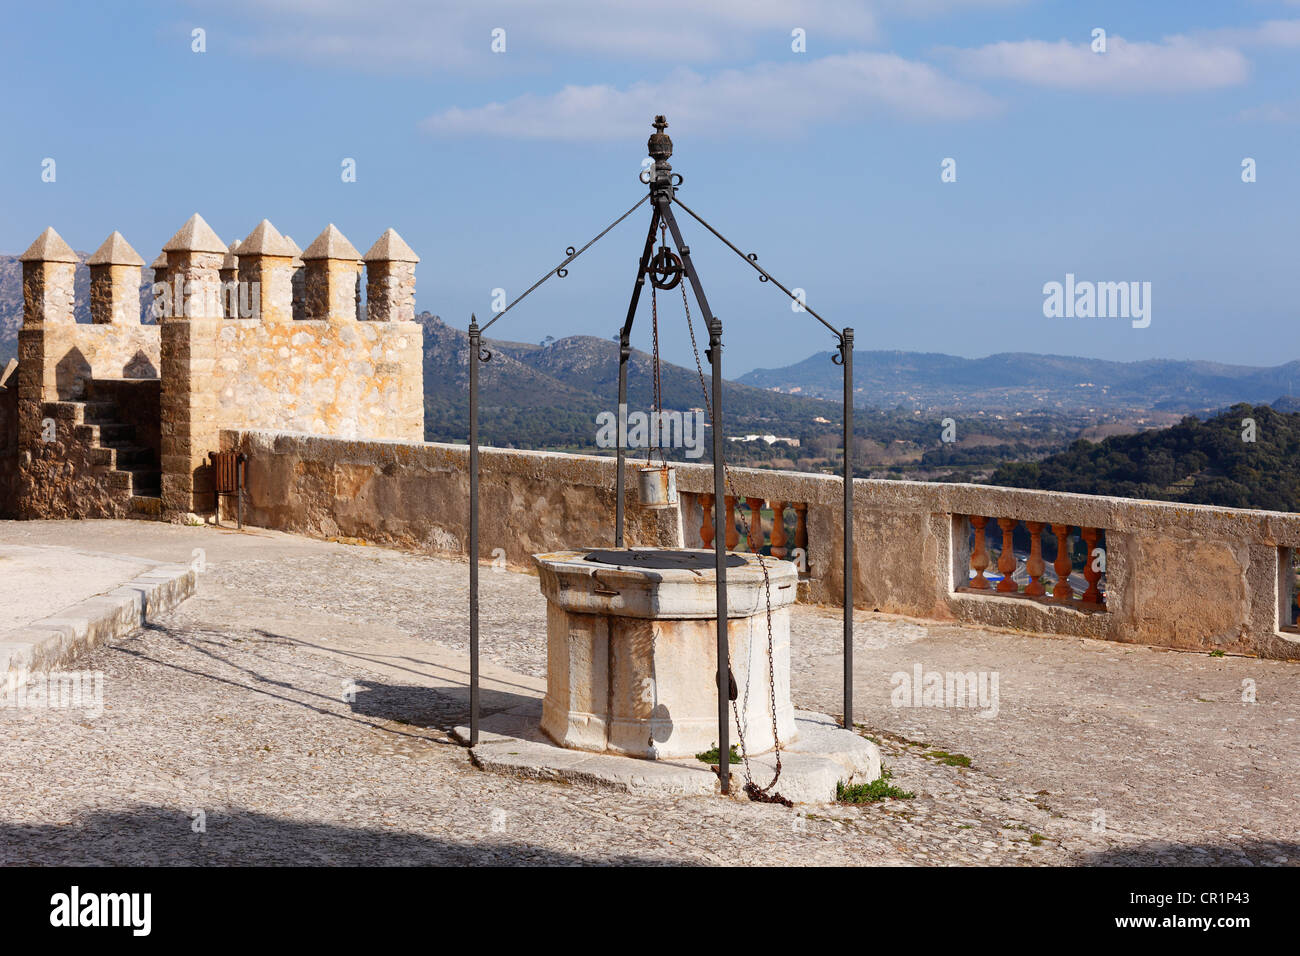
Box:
468 317 482 746
615 333 629 547
237 455 246 531
841 329 855 729
707 317 729 794
616 208 662 546
660 198 730 794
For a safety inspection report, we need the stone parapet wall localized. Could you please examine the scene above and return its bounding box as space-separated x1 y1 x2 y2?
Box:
17 324 160 403
225 430 1300 661
224 430 677 563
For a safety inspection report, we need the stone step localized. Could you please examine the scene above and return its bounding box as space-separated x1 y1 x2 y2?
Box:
80 401 119 424
87 444 115 467
107 444 153 469
126 468 162 497
74 423 103 445
128 494 165 520
41 401 86 425
95 422 137 444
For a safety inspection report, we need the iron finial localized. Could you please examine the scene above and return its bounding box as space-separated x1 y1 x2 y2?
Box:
648 114 673 183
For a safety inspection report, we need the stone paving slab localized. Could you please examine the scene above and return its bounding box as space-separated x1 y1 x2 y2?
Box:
0 546 195 696
455 704 881 803
0 544 157 635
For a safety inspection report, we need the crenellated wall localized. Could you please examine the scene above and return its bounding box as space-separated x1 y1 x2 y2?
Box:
158 216 423 514
4 215 424 519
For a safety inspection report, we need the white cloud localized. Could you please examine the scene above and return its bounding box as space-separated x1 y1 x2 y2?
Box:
214 0 882 71
949 34 1250 92
1203 18 1300 49
421 54 999 141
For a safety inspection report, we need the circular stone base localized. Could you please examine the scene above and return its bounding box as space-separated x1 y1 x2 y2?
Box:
454 704 880 805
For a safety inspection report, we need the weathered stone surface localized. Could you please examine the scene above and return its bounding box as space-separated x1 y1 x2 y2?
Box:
0 544 194 696
19 227 78 264
363 228 419 264
237 221 295 324
86 231 145 268
2 519 1297 865
88 235 146 326
209 320 422 440
301 225 362 324
458 704 877 804
162 213 227 255
535 549 798 758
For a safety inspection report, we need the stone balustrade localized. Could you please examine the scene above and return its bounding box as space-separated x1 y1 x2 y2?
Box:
1286 550 1300 634
964 516 1106 608
222 430 1300 661
685 493 810 576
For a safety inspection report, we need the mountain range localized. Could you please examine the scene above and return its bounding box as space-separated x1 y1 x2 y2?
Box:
739 349 1300 414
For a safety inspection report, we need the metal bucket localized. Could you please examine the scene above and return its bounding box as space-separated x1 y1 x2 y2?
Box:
637 465 678 509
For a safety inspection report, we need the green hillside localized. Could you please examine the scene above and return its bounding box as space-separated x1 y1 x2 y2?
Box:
991 404 1300 512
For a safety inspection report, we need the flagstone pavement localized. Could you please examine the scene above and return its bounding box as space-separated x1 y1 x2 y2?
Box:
0 520 1295 866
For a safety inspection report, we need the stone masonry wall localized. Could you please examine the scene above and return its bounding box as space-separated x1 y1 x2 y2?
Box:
225 429 1300 661
18 400 134 519
211 320 423 441
18 324 160 402
0 363 17 518
158 217 424 517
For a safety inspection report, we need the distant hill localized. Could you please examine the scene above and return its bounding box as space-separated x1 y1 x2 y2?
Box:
739 348 1300 415
991 403 1300 512
417 313 846 452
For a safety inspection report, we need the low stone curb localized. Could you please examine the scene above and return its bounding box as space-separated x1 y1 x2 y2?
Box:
454 706 881 804
0 558 196 695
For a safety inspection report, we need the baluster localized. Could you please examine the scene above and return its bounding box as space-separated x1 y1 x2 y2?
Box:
794 503 808 571
699 494 714 549
1081 527 1103 604
770 500 788 558
1051 524 1073 602
745 497 765 552
997 518 1019 592
724 495 739 550
969 516 990 589
1024 521 1046 596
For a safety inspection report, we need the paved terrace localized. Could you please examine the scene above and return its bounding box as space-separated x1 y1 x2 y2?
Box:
0 519 1295 866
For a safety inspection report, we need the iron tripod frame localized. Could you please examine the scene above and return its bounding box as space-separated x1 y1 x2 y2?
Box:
466 116 856 799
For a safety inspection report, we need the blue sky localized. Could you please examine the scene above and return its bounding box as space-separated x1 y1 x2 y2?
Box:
2 0 1298 375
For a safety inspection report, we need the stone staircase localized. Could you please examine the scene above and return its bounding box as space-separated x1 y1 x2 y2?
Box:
42 388 163 518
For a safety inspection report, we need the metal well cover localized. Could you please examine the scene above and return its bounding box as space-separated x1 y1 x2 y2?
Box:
583 548 746 571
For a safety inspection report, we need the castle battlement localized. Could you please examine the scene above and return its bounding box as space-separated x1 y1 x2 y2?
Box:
4 214 425 520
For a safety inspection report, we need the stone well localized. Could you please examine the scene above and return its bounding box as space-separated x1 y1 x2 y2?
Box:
532 548 799 759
